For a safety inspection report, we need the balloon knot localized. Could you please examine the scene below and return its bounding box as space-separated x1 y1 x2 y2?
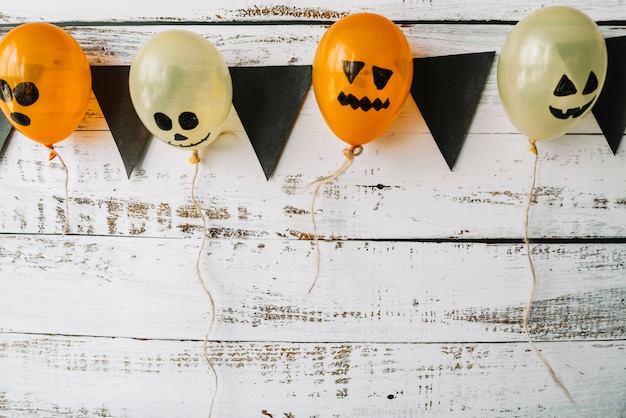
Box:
344 145 363 159
48 147 58 161
189 150 201 164
528 138 538 155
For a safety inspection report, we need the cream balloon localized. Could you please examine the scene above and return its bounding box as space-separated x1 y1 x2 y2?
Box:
497 6 607 141
129 30 232 150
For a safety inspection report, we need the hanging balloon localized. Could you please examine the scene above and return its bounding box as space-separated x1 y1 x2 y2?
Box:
312 13 413 147
497 8 608 409
307 14 413 293
497 6 607 141
0 22 92 152
129 30 232 157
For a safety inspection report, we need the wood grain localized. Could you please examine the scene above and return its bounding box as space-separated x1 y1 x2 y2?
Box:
1 334 625 417
1 1 625 416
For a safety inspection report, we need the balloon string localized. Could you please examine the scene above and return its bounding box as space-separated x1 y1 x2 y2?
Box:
49 146 70 236
189 150 218 418
523 138 579 414
305 145 362 294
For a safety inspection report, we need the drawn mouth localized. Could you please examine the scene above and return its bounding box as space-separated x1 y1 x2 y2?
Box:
338 92 390 111
168 131 211 148
549 97 594 120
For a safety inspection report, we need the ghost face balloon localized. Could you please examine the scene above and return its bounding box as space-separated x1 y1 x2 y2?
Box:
129 30 232 150
312 13 413 146
0 22 91 148
497 6 607 141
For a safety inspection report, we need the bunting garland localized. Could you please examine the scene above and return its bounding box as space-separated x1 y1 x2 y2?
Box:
230 65 312 180
91 65 152 178
0 35 625 174
411 52 495 170
592 36 626 154
0 111 11 153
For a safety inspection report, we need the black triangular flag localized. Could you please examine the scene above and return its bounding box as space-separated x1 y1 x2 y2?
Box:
230 65 311 180
593 36 626 154
411 52 495 170
91 65 151 178
0 111 12 155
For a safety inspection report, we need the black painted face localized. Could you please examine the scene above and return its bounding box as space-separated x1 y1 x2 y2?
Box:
337 60 393 111
549 71 598 119
0 79 39 126
153 110 210 147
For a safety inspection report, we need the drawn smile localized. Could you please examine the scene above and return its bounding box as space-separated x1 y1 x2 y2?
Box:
169 131 211 148
549 97 594 120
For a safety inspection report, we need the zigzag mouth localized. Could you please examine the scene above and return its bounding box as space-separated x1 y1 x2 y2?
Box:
549 97 594 120
338 91 390 111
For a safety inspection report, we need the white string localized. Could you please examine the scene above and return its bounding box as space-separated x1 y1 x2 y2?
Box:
305 145 362 294
49 146 70 236
189 151 218 418
523 138 579 415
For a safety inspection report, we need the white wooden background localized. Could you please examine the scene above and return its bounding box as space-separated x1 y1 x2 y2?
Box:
1 1 626 417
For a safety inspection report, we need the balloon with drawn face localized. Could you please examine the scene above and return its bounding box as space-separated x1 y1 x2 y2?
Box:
497 6 607 141
313 13 413 146
129 30 232 150
0 22 92 148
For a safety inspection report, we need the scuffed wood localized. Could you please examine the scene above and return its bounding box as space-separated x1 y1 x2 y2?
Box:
1 235 625 343
1 2 625 417
0 0 623 23
1 334 624 417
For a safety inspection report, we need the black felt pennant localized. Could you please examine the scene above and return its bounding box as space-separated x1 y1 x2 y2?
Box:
230 65 312 180
592 36 626 154
91 65 151 178
411 52 495 170
0 111 12 155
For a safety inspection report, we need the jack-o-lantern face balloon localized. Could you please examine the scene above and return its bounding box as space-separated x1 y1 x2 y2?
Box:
313 13 413 146
497 6 607 141
0 22 91 148
129 30 232 151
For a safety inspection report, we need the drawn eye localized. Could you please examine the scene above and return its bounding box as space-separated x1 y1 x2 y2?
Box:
154 112 172 131
582 71 598 95
553 74 577 97
343 60 365 84
0 79 12 102
179 111 199 130
372 66 393 90
14 82 39 106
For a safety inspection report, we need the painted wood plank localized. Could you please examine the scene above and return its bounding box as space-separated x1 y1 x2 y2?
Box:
1 235 624 343
2 118 625 239
1 334 624 417
0 0 623 23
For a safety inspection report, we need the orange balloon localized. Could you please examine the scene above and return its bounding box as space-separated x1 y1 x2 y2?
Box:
0 22 91 148
312 13 413 146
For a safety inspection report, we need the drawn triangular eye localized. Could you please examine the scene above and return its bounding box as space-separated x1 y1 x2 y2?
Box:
582 71 598 95
14 82 39 106
154 112 173 131
372 66 393 90
553 74 577 97
343 61 365 84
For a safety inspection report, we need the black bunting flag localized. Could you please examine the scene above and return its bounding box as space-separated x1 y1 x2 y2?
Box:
411 52 495 170
91 65 151 178
0 111 12 155
592 36 626 154
230 65 312 180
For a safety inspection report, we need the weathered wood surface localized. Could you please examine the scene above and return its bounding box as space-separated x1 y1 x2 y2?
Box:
1 334 625 417
0 0 624 23
1 0 626 416
1 236 626 342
